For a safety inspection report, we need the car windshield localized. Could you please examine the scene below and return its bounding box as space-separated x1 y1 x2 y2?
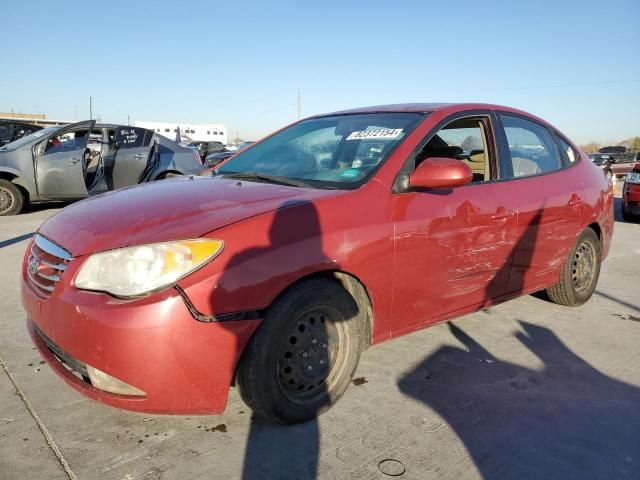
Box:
217 113 425 189
0 126 58 150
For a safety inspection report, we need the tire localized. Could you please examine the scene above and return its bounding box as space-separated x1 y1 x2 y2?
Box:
237 277 364 424
0 179 25 216
622 207 639 222
546 228 601 307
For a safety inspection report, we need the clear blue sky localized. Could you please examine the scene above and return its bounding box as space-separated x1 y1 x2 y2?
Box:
1 0 638 144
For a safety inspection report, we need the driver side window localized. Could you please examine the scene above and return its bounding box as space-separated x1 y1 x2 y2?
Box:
44 129 89 155
415 117 492 183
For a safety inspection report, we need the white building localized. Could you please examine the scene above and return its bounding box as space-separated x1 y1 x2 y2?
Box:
134 120 227 144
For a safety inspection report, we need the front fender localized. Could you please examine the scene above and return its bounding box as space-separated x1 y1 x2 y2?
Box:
0 167 36 199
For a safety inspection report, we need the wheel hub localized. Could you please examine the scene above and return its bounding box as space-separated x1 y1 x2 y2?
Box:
0 186 14 214
277 309 340 402
572 241 595 293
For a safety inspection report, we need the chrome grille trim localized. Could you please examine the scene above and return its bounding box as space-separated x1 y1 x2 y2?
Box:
34 234 72 260
27 234 72 298
39 258 68 271
30 276 55 292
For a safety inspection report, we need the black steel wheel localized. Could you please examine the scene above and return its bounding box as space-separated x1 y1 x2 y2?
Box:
546 228 601 306
277 305 346 404
237 277 364 424
0 179 24 216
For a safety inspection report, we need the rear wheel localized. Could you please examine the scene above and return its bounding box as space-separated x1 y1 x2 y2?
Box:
546 228 601 306
237 277 364 424
0 179 24 216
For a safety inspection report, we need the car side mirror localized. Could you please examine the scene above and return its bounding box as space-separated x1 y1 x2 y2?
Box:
408 157 473 190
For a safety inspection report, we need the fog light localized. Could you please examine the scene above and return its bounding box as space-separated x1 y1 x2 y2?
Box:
86 365 145 396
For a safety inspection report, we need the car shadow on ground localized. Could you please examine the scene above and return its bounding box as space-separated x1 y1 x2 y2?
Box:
398 202 639 479
212 201 344 480
398 321 640 480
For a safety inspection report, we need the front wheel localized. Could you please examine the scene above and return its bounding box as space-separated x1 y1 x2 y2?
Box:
546 228 601 306
237 277 364 424
0 179 25 216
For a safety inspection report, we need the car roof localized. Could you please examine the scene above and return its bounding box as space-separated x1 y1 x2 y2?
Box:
312 102 558 138
322 102 535 116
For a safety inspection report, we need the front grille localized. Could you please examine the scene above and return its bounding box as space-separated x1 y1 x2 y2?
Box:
27 234 72 298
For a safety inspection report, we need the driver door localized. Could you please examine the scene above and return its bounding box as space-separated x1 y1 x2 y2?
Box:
35 120 95 198
112 127 154 189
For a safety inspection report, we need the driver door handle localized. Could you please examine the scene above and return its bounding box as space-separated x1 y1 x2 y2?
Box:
68 158 81 164
134 153 146 159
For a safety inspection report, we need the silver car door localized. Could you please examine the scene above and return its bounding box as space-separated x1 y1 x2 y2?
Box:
35 120 96 198
111 127 154 189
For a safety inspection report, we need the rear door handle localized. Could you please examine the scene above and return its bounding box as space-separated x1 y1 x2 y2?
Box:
491 209 515 221
568 195 582 206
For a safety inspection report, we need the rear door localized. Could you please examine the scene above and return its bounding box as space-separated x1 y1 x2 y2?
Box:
112 127 154 189
35 120 95 198
494 113 582 294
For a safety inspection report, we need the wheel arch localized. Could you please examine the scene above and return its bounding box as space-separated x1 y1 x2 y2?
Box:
0 170 31 202
153 170 183 180
231 269 374 388
586 221 601 242
271 270 374 350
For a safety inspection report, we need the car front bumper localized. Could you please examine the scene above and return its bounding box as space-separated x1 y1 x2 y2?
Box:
22 249 260 415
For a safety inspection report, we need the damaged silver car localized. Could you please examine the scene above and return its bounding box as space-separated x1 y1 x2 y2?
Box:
0 120 204 215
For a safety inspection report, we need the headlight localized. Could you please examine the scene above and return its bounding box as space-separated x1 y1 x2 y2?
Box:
626 172 640 184
75 239 223 297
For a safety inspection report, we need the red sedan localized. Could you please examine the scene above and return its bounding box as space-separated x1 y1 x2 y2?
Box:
22 103 614 424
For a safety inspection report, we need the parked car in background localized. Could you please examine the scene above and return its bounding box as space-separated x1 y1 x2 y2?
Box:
622 162 640 221
0 120 204 215
188 140 225 162
611 153 638 179
204 141 254 168
0 121 43 146
589 153 613 179
22 103 613 424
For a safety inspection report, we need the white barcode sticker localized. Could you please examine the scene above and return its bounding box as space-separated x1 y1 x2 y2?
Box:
346 128 403 140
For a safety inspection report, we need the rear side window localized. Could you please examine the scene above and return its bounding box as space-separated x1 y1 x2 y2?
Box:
115 127 153 148
500 115 562 178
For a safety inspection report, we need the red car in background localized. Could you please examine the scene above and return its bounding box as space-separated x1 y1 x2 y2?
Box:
21 103 614 424
622 162 640 221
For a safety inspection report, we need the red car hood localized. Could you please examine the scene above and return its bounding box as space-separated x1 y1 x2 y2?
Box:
38 177 340 256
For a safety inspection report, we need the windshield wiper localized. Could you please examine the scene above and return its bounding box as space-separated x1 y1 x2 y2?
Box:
222 172 313 188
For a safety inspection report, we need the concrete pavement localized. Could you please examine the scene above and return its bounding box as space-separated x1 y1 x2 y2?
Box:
0 195 638 480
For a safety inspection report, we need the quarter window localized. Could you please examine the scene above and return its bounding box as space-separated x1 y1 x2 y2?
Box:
500 115 562 177
556 135 578 164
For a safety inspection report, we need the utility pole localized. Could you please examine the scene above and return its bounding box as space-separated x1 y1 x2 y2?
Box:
297 88 301 120
89 96 93 120
127 114 130 126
